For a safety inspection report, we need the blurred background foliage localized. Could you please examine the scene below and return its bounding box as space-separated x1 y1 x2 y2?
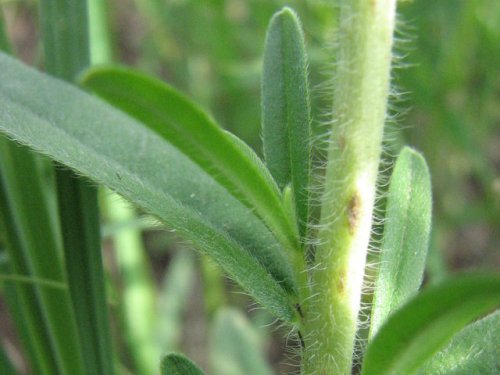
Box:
0 0 499 374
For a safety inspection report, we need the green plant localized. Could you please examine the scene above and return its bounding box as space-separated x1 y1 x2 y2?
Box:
0 2 499 375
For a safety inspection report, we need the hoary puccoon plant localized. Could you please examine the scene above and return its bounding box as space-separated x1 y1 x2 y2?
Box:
0 1 499 375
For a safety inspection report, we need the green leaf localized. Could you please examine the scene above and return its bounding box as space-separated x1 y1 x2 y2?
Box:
80 66 300 254
1 276 51 375
369 147 432 337
160 353 205 375
40 1 115 374
39 0 89 81
210 308 274 375
0 138 85 375
0 11 11 53
417 311 500 375
0 52 298 323
1 15 57 375
262 7 311 238
361 274 500 375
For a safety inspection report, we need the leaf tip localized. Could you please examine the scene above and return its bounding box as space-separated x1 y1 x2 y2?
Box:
161 353 205 375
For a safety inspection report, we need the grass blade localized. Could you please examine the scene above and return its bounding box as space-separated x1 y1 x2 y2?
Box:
1 276 50 375
161 353 205 375
39 0 114 374
0 179 57 375
417 310 500 374
210 308 274 375
369 147 432 337
88 2 154 372
0 22 61 375
0 11 10 53
80 67 300 254
39 0 89 81
262 7 311 238
0 52 298 323
361 274 500 375
55 179 113 375
0 138 82 375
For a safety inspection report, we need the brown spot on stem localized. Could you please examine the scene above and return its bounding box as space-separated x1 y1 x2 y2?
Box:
336 270 346 294
347 192 361 234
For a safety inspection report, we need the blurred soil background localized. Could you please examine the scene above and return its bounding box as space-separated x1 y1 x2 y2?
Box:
1 0 499 374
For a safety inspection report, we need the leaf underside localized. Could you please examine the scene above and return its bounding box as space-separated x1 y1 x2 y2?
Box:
262 7 311 238
81 66 300 255
362 274 500 375
370 147 432 337
161 353 205 375
417 310 500 375
0 52 298 323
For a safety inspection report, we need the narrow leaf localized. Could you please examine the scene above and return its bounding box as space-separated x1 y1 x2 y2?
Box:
262 7 311 238
56 169 113 375
0 52 298 323
417 311 500 375
81 67 300 253
361 274 500 375
39 0 89 81
369 147 432 337
161 353 205 375
0 137 84 375
0 13 58 375
210 308 274 375
0 11 11 53
1 275 52 375
39 0 115 373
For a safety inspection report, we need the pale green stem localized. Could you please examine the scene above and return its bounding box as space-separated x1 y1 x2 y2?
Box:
105 194 159 375
303 1 397 374
88 0 113 64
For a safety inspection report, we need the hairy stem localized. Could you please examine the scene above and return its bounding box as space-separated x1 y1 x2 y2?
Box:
303 1 397 374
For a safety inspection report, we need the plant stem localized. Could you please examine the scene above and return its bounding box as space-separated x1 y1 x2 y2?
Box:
303 1 397 374
105 195 158 375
